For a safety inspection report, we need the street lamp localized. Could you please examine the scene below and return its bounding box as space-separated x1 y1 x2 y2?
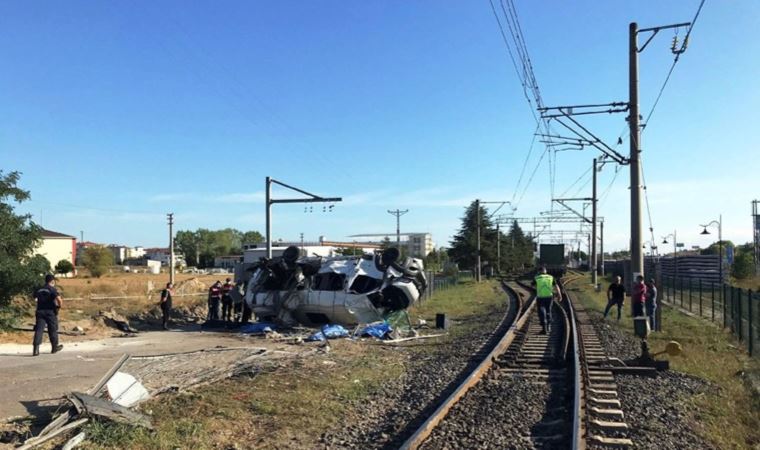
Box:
699 215 723 285
662 231 678 278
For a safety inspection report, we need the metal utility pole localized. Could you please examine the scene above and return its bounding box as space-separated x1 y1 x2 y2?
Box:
300 232 304 255
629 22 644 285
629 17 692 284
496 223 501 274
265 177 342 259
167 213 175 285
592 158 598 285
753 200 760 275
600 220 605 277
387 209 409 247
476 199 481 283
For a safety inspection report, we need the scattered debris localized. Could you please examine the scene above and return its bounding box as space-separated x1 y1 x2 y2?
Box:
61 431 86 450
16 345 303 449
94 309 137 333
240 322 278 334
357 322 393 339
306 324 350 341
106 372 150 407
68 392 152 429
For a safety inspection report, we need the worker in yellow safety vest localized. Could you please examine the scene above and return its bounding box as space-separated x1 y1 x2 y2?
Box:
533 267 561 335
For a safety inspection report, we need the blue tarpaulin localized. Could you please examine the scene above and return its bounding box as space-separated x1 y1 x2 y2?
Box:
240 322 278 334
306 324 350 341
358 322 393 339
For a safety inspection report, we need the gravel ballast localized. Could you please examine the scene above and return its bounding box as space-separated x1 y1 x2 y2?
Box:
320 295 513 449
587 310 717 450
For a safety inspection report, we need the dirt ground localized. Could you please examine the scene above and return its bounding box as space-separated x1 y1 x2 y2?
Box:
2 273 220 345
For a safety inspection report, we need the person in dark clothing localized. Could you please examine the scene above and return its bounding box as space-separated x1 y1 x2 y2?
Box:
160 282 173 330
221 278 234 322
632 275 647 317
233 282 244 322
604 276 626 321
646 278 657 330
208 281 222 321
33 274 63 356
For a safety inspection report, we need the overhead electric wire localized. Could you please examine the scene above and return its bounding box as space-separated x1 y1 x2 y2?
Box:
558 166 592 198
489 0 558 210
645 0 706 127
511 122 541 204
637 0 706 249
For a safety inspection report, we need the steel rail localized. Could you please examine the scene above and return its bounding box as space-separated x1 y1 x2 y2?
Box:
562 274 587 450
398 282 535 450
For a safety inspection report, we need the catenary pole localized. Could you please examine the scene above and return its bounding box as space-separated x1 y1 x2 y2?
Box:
629 22 644 286
167 213 175 285
476 199 481 283
592 157 598 286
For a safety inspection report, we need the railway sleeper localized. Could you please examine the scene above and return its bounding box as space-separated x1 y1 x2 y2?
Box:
589 406 625 418
588 434 634 447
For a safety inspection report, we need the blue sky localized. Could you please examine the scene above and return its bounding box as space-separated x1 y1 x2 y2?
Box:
2 1 758 251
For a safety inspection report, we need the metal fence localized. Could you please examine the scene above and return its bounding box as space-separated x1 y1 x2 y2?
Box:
420 271 472 302
661 276 759 357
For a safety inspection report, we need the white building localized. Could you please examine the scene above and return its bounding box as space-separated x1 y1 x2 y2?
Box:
35 229 77 269
347 232 434 258
145 248 186 267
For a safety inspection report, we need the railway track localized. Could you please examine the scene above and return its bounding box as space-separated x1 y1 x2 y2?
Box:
400 275 633 450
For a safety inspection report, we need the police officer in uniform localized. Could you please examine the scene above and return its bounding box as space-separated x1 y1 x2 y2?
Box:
221 278 234 322
160 282 174 330
32 274 63 356
208 281 223 321
533 267 560 335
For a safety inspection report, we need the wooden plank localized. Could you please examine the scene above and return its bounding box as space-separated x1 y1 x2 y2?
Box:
88 353 130 395
62 431 86 450
16 418 88 450
70 392 152 429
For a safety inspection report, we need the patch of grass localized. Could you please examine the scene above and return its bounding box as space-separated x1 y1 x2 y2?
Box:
568 273 760 450
411 280 507 322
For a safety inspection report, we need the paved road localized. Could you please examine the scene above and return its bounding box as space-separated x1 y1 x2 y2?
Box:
0 328 258 420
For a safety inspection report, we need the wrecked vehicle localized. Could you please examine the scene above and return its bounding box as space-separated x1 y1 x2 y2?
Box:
242 246 427 326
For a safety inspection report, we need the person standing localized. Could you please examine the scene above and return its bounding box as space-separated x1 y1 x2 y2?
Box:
645 278 657 330
208 281 223 321
221 278 234 322
632 275 647 317
32 274 63 356
160 282 174 330
604 276 626 321
534 267 560 335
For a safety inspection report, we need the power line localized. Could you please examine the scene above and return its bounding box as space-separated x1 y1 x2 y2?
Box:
644 0 706 127
511 122 541 204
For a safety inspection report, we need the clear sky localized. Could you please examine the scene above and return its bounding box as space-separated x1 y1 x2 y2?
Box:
2 1 758 251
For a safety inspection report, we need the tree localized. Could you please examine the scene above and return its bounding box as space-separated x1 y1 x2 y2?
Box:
55 259 74 275
494 221 535 273
176 228 265 268
424 247 450 273
0 171 47 309
700 240 734 256
82 246 113 278
335 247 361 256
449 201 498 271
732 251 754 280
242 231 264 245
